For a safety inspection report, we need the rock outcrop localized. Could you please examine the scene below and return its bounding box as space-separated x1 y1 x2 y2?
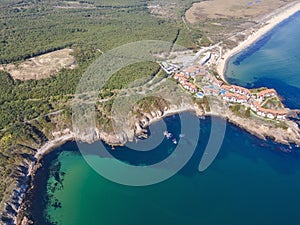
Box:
1 100 300 225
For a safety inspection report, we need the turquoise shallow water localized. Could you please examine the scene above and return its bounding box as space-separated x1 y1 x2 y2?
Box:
225 11 300 109
29 116 300 225
28 11 300 225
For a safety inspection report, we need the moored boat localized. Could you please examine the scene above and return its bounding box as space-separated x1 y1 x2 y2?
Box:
163 131 173 139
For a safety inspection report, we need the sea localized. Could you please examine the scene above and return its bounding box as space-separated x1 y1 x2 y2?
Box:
28 11 300 225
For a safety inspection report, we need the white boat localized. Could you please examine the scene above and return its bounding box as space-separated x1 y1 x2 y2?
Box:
172 138 178 145
163 131 173 139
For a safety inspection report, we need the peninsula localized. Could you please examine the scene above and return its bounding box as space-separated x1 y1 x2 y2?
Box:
0 1 300 225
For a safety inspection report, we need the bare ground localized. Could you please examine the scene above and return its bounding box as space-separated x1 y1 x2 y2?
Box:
186 0 294 23
0 49 77 80
185 0 296 43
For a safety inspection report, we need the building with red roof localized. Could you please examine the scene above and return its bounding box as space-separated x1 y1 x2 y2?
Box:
257 89 277 101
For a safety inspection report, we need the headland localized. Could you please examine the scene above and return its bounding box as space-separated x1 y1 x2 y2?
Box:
2 1 300 225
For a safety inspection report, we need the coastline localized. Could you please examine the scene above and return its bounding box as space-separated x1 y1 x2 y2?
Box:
6 102 300 224
217 1 300 82
34 134 75 160
2 2 300 224
4 105 198 225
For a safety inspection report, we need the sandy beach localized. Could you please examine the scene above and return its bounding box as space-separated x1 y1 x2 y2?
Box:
217 1 300 82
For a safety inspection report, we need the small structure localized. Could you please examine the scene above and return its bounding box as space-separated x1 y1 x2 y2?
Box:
196 92 204 98
161 62 180 74
199 52 211 65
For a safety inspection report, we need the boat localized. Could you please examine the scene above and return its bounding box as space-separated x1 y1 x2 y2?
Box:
179 134 185 138
163 131 173 139
172 138 178 145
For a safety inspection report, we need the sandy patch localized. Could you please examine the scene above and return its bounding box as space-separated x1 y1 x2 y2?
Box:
186 0 294 23
0 49 77 80
216 1 300 81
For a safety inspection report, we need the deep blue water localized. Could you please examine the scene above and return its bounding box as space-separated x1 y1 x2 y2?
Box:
28 10 300 225
28 114 300 225
225 11 300 109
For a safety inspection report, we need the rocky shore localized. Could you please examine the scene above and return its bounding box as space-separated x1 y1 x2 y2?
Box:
1 99 300 224
1 1 300 224
0 159 35 225
2 2 300 218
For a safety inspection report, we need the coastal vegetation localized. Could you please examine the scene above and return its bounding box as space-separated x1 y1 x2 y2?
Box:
227 104 251 119
1 0 300 224
0 0 206 216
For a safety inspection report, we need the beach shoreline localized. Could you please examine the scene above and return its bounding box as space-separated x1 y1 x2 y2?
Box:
217 1 300 82
7 100 300 224
3 2 300 224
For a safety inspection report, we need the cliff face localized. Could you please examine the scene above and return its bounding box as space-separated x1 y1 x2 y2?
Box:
0 159 35 225
132 103 197 139
227 111 300 146
95 103 197 145
1 100 300 225
72 99 300 149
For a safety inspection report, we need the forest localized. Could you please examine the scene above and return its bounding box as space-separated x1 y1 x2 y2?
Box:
0 0 205 209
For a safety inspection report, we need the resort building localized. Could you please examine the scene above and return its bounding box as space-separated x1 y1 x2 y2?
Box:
179 78 188 85
182 65 206 77
222 93 237 103
173 73 188 84
250 100 261 112
174 68 286 121
174 72 185 80
236 95 248 103
257 89 277 101
223 93 248 103
250 100 287 120
221 85 232 92
183 82 198 93
277 111 287 120
230 85 252 97
174 73 197 93
220 84 252 97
